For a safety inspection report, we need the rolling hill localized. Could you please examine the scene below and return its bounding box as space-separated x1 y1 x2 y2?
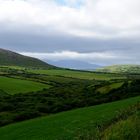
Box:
0 48 55 69
97 65 140 74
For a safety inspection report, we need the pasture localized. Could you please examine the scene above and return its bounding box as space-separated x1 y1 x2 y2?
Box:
0 96 139 140
96 82 124 94
28 69 125 80
0 76 50 95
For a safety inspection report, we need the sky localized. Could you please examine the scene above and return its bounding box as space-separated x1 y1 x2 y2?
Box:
0 0 140 69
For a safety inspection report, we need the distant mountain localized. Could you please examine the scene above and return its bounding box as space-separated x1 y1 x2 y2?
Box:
46 60 102 70
0 48 55 69
97 65 140 74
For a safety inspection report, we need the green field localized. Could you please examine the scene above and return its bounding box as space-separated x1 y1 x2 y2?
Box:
97 82 124 94
28 69 125 80
0 76 50 95
0 96 139 140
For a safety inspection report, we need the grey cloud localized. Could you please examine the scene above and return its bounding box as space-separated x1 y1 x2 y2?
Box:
0 29 140 66
0 30 139 53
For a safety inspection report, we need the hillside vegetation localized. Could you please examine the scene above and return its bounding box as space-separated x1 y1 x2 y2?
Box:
0 48 54 69
97 65 140 74
0 96 139 140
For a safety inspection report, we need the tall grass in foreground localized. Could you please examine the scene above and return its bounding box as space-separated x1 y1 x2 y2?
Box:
75 102 140 140
102 114 140 140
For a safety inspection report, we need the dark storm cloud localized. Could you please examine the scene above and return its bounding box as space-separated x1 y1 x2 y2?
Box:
0 30 139 53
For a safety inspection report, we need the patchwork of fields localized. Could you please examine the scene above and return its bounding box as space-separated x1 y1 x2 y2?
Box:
28 69 125 80
0 66 140 140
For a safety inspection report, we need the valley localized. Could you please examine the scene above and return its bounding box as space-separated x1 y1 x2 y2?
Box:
0 49 140 140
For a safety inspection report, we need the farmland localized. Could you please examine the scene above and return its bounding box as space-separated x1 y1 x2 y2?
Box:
96 82 124 94
0 96 139 140
0 64 140 140
0 76 50 95
0 66 140 126
28 69 125 80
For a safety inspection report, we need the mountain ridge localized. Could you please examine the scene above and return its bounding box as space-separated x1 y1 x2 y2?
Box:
0 48 55 69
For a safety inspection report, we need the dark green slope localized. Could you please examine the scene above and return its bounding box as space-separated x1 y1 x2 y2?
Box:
0 48 55 69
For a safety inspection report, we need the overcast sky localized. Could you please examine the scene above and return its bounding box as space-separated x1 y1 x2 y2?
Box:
0 0 140 67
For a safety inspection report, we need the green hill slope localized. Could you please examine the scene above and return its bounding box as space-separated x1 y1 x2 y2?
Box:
97 65 140 74
0 48 55 68
0 96 139 140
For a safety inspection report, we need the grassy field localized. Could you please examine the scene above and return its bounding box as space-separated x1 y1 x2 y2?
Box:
28 69 125 80
0 76 50 95
0 96 139 140
96 82 124 94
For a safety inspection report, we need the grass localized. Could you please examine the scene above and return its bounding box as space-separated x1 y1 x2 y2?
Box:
0 96 139 140
0 66 26 70
96 82 124 94
102 112 140 140
28 69 125 80
0 76 50 95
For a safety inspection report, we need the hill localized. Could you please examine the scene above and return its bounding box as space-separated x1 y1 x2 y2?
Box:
0 48 55 68
97 65 140 74
0 96 139 140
